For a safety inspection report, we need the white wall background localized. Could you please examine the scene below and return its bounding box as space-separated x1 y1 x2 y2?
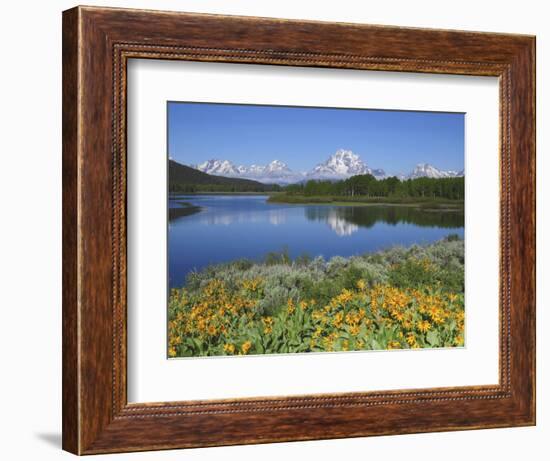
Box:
0 0 546 459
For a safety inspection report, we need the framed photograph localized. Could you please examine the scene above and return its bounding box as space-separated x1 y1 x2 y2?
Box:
62 6 535 455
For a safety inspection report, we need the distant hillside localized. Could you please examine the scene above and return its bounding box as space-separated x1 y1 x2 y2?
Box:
169 160 279 192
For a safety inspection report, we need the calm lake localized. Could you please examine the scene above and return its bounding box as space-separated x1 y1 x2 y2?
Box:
168 194 464 289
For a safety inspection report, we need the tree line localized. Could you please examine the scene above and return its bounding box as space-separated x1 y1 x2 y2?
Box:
169 183 282 193
282 174 464 200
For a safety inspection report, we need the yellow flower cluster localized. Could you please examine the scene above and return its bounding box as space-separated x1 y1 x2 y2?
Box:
168 277 465 357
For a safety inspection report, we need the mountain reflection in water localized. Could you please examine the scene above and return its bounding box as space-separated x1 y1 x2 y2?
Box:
167 195 464 288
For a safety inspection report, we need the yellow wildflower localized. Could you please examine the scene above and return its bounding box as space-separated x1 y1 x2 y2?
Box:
417 320 431 333
388 341 401 350
241 341 252 355
262 317 273 334
223 343 235 354
332 312 344 328
287 298 296 314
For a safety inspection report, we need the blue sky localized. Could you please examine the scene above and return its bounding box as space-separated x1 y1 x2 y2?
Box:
168 102 464 176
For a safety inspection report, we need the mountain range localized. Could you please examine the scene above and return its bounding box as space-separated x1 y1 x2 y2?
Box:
407 163 464 179
191 149 463 185
168 160 277 192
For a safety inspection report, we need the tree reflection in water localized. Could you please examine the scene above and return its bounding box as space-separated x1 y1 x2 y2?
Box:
305 205 464 236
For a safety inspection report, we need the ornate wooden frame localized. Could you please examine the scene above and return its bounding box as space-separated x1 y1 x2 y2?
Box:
62 5 536 455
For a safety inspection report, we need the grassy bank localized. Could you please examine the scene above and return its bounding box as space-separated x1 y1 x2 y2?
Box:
267 193 464 209
168 236 465 357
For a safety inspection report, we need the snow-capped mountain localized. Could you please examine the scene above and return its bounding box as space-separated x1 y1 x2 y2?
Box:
196 159 241 176
245 160 301 183
307 149 386 180
194 150 388 183
195 159 302 184
192 153 462 184
407 163 464 179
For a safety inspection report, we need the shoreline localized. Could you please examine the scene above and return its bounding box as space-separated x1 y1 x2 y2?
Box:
169 191 270 196
169 191 464 208
169 201 203 220
267 194 464 209
169 236 465 357
174 234 464 289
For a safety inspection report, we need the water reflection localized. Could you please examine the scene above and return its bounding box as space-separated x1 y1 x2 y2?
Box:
268 209 287 226
169 195 464 236
305 205 464 234
326 211 359 236
167 195 464 289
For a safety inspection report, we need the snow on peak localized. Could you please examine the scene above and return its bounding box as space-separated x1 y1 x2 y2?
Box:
308 149 385 179
196 159 240 176
407 163 463 179
196 158 299 184
193 153 461 184
265 160 292 173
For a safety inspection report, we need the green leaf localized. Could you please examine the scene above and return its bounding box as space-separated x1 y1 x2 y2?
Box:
426 330 440 347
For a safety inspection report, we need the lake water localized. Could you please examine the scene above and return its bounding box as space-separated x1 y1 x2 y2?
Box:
168 194 464 289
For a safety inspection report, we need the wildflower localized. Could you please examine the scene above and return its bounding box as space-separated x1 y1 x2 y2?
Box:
262 317 273 334
332 312 344 328
333 289 353 306
170 335 182 346
312 326 323 339
223 343 235 354
370 296 378 313
417 320 431 333
345 312 357 326
287 298 296 314
391 309 405 322
241 341 252 355
312 311 324 321
167 267 465 357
